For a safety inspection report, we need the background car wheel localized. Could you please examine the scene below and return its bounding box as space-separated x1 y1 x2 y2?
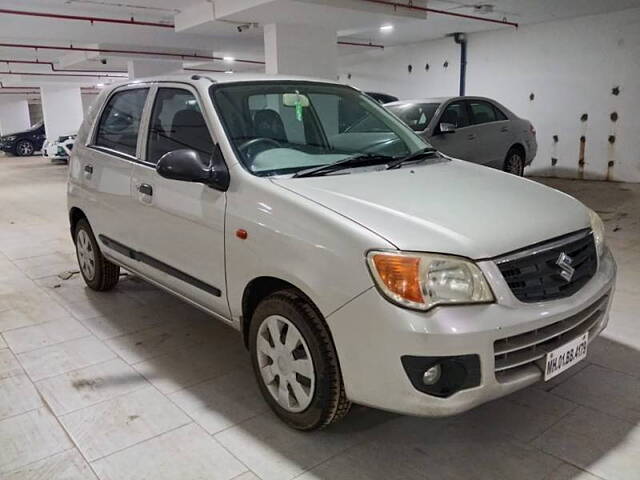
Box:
16 140 34 157
74 218 120 291
503 147 525 176
249 289 351 430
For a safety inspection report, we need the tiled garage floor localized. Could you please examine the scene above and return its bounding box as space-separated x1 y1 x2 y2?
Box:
0 155 638 480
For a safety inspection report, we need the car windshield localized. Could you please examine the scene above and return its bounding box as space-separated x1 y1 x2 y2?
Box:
387 102 440 132
210 82 429 177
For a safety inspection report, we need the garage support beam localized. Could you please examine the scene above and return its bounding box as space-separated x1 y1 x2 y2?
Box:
264 23 337 79
0 99 30 136
127 60 183 80
40 86 84 142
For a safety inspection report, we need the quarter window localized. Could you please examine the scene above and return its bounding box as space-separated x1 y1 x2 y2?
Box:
468 100 498 125
147 88 213 165
95 88 149 157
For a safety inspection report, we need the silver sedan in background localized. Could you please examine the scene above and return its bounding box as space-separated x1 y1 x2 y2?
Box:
385 97 537 176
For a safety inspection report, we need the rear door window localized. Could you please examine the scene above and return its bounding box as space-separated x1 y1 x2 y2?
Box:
94 88 149 157
468 100 498 125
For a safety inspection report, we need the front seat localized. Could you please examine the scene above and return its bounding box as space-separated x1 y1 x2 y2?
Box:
170 109 214 157
253 109 288 143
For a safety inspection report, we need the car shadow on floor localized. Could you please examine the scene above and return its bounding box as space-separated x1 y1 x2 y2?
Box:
62 273 640 480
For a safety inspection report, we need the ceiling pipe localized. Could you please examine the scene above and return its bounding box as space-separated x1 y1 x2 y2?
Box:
337 40 384 49
0 11 385 50
0 70 123 78
0 58 127 75
0 42 266 65
359 0 518 28
0 8 173 28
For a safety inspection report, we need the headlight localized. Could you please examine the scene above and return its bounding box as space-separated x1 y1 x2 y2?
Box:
588 209 605 257
5 136 16 141
366 251 494 311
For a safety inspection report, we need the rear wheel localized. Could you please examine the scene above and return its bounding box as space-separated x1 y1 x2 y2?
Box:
16 140 34 157
503 147 525 176
74 219 120 291
249 289 351 430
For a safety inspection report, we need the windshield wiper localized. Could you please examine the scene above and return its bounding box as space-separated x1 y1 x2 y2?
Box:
386 147 439 170
293 153 394 178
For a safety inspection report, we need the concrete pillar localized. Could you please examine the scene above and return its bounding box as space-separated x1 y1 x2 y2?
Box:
264 23 337 79
127 60 183 80
40 86 84 140
0 99 31 135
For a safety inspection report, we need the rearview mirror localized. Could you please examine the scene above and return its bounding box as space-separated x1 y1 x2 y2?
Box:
156 148 229 191
282 93 310 107
439 122 456 134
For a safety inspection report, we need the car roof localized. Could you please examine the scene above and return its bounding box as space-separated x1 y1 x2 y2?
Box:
385 96 500 106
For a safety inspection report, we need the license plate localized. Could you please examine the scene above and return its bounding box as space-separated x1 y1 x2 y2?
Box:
544 332 588 381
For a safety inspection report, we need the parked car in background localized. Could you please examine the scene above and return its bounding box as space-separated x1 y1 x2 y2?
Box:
68 75 614 431
385 97 537 175
43 133 76 163
366 91 398 104
0 121 46 156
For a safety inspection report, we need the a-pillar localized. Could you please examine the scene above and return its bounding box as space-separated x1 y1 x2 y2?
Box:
127 60 183 80
264 23 337 79
0 98 31 136
40 86 84 140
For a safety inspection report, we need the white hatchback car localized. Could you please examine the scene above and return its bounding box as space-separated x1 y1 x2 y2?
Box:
68 74 616 430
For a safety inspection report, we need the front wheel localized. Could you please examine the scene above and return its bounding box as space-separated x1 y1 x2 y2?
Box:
16 140 34 157
74 219 120 291
503 147 525 176
249 289 351 430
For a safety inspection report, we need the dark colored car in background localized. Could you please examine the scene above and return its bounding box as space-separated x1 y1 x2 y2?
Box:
0 122 47 156
366 92 398 104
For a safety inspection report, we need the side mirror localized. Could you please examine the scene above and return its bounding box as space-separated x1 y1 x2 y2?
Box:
156 148 230 191
439 122 456 134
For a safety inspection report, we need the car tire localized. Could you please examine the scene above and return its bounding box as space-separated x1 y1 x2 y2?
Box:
16 140 34 157
74 219 120 291
503 147 525 176
249 289 351 430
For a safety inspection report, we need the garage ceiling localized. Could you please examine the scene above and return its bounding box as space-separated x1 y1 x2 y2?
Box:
2 0 640 91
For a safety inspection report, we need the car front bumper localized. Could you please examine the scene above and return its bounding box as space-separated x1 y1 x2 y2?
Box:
326 247 616 416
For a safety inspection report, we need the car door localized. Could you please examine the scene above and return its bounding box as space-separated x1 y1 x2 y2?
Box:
427 100 476 161
83 85 150 270
130 84 230 317
466 99 513 167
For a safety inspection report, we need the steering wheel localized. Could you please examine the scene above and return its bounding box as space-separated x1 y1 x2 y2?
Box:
238 137 282 161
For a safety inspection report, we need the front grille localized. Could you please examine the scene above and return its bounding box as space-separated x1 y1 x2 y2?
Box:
496 230 597 303
494 293 609 382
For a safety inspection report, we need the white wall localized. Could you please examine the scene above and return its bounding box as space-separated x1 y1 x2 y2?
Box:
0 99 31 136
340 8 640 182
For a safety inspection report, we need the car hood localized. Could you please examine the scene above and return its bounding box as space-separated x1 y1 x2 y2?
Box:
273 159 590 259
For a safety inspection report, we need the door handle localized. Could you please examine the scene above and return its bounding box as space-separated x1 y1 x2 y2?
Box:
467 134 477 140
84 165 93 178
138 183 153 196
500 127 509 133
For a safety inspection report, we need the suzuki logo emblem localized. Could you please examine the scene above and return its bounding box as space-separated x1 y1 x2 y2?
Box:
556 252 575 282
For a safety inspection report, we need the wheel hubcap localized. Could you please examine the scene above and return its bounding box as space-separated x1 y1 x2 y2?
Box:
507 153 524 175
76 230 96 281
256 315 315 413
18 143 32 155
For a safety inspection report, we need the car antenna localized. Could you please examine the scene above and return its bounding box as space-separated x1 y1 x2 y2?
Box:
190 74 217 83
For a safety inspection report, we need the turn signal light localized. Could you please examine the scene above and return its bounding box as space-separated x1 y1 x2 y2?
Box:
371 253 423 304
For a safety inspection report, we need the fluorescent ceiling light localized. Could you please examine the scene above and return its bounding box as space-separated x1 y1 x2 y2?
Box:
223 56 235 62
380 24 393 32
